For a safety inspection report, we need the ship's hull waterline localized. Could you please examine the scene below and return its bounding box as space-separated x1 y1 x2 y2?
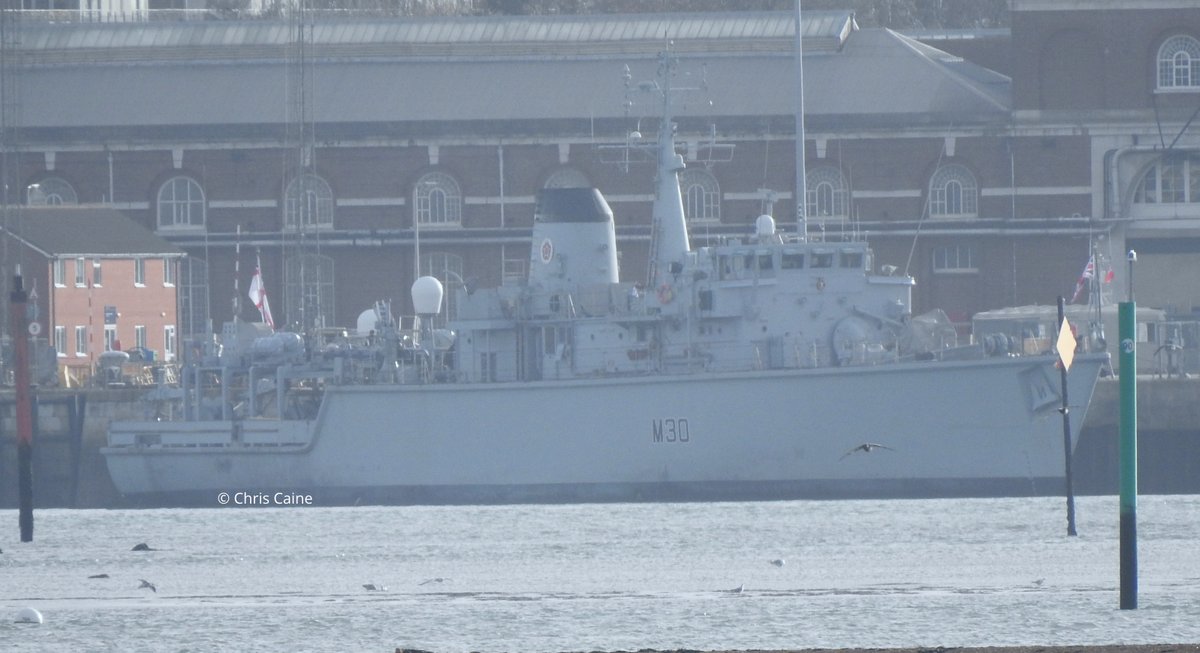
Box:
104 352 1108 505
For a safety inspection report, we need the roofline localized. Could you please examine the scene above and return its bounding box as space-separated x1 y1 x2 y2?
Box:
2 228 188 258
15 10 858 62
1010 0 1199 11
886 29 1012 114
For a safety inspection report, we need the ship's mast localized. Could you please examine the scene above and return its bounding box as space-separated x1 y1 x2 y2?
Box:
794 0 809 242
648 49 691 288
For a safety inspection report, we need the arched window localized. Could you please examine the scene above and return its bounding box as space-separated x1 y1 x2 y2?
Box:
157 176 206 230
285 253 335 330
679 168 721 223
1158 35 1200 90
415 172 462 227
929 164 978 218
805 166 849 219
543 168 590 189
419 251 464 322
1133 152 1200 205
27 177 78 205
284 173 334 231
179 257 210 341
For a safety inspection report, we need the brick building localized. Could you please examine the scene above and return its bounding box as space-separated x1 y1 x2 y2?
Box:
0 207 184 379
1 0 1197 345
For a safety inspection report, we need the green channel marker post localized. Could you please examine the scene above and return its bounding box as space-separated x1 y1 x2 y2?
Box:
1119 249 1138 610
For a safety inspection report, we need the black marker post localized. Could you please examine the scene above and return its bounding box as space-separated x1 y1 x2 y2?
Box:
1054 296 1077 537
11 272 35 542
1118 250 1138 609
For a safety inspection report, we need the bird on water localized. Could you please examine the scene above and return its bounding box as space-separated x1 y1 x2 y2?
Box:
839 443 895 461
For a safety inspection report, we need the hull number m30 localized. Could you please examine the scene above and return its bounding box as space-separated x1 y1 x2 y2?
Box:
652 418 690 443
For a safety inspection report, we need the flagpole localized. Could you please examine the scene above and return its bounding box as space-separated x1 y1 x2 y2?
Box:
233 224 242 323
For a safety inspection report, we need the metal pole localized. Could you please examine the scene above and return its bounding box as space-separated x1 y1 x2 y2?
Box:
10 273 34 542
1056 296 1077 536
1118 250 1138 609
794 0 807 242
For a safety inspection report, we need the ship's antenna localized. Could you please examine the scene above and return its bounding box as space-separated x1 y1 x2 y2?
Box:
903 125 950 278
282 0 320 331
794 0 809 243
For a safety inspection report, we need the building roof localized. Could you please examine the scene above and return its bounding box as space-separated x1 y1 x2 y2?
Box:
14 10 1009 138
1 207 186 258
18 10 855 59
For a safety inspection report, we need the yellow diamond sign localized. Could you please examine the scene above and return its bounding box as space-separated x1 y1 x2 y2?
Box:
1056 317 1076 372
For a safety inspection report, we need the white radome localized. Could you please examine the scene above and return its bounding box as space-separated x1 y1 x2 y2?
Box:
16 607 43 624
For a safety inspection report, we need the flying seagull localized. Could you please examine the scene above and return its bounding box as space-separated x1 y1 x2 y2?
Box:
138 579 157 593
362 583 386 591
418 577 448 586
839 443 895 461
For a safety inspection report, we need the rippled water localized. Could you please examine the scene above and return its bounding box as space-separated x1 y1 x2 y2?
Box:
2 496 1199 652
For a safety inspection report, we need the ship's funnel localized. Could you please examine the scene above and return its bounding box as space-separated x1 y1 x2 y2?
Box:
411 275 444 315
529 188 619 289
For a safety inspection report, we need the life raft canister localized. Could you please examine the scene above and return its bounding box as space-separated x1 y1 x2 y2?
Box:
657 283 675 303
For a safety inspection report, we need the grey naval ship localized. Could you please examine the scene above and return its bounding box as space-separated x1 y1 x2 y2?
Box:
104 54 1108 506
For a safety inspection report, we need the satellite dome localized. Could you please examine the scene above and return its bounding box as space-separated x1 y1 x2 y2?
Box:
755 214 776 237
411 276 444 315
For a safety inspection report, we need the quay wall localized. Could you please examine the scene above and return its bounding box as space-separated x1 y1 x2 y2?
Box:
0 377 1197 508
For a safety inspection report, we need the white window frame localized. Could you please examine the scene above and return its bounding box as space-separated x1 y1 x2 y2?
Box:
806 166 849 219
75 326 88 357
284 172 335 231
679 168 721 223
414 172 462 228
1157 35 1200 91
75 257 86 287
53 259 66 287
157 176 206 231
285 254 335 330
55 326 66 357
163 325 177 362
929 164 979 218
28 177 78 205
92 259 103 287
104 325 118 352
1133 153 1200 206
180 257 211 338
932 245 978 274
163 258 176 287
134 258 145 286
134 325 148 350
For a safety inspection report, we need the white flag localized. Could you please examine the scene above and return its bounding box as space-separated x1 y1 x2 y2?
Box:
248 259 275 329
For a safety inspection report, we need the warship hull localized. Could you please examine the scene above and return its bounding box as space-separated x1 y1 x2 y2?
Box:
104 352 1108 505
